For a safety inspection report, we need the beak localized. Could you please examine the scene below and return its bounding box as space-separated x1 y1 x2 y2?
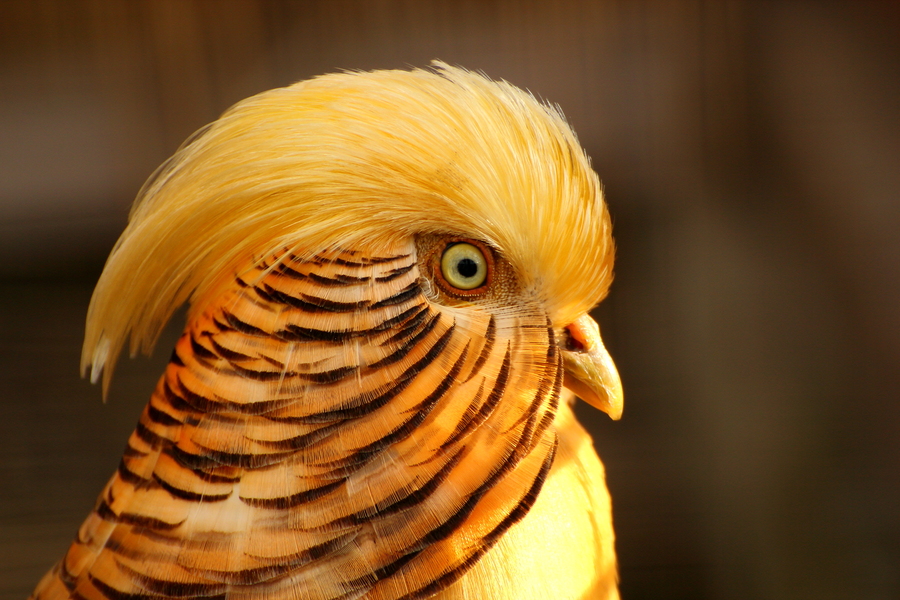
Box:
560 313 623 420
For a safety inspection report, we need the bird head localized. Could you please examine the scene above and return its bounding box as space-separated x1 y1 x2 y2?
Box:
82 62 622 418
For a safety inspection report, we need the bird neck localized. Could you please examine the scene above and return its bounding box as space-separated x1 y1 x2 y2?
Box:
119 239 563 596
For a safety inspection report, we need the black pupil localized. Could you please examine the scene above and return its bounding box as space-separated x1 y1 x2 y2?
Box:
456 257 478 279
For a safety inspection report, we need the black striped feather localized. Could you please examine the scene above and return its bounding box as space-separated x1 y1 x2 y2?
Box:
31 241 563 600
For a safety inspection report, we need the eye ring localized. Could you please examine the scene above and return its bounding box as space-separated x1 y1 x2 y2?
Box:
437 240 491 294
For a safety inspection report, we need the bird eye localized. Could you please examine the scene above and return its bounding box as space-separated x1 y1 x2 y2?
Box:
440 242 488 290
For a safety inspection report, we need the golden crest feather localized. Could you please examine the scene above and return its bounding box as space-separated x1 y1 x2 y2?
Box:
83 62 614 394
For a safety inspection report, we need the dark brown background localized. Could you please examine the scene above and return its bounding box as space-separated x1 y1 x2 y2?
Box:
1 1 898 598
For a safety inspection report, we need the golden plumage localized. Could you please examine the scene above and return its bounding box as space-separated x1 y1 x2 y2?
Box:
32 63 622 599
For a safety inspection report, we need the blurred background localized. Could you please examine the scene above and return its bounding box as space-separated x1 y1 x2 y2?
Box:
1 1 898 598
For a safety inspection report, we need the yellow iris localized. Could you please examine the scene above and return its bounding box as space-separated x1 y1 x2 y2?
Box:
440 243 488 290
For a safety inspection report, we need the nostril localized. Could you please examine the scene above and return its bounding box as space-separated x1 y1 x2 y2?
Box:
563 328 585 352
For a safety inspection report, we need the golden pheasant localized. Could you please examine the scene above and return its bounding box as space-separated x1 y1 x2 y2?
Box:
31 63 623 600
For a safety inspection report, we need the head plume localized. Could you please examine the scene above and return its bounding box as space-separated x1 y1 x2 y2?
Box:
84 62 614 394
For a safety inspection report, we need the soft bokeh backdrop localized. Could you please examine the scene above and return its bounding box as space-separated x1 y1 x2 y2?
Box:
1 1 898 598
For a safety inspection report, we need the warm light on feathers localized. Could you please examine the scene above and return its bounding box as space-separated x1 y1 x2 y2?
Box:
83 63 614 393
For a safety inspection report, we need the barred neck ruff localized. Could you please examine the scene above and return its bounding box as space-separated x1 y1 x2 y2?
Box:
61 238 564 600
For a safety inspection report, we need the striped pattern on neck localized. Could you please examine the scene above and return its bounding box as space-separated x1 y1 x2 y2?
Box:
41 238 563 600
